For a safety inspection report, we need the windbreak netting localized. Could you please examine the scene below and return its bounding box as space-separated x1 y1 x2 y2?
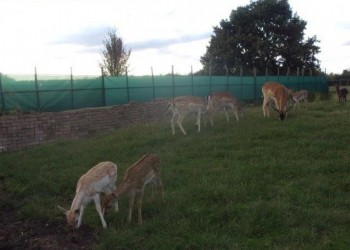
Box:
0 74 328 112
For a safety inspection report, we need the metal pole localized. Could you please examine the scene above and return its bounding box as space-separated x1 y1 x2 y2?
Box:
126 67 130 103
191 65 194 95
240 66 243 102
0 73 5 111
151 67 155 99
209 66 212 92
172 65 175 97
254 67 257 106
70 67 74 109
34 67 40 111
101 67 106 106
225 66 229 91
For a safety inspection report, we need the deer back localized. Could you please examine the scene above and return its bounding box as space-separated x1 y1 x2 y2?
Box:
262 82 290 111
76 161 117 196
117 154 160 194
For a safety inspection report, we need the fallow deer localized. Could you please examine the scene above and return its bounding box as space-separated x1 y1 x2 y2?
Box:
207 91 244 125
169 96 208 135
103 154 164 225
289 89 308 110
335 83 348 105
262 82 293 121
58 161 118 229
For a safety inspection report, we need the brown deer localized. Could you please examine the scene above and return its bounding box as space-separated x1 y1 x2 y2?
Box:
103 154 164 225
289 89 308 110
58 161 118 229
168 96 208 135
262 82 293 121
207 91 244 125
335 84 348 105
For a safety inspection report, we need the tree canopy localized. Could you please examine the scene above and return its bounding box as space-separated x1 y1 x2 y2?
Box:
100 28 131 76
200 0 320 75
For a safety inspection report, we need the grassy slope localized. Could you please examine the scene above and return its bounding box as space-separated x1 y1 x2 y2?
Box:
1 95 350 249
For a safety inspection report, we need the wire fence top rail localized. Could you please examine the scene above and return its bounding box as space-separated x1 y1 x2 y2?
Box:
0 71 328 113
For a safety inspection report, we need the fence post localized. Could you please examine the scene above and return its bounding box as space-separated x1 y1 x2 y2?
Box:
151 67 155 99
297 67 300 90
302 67 305 90
225 66 229 91
209 66 212 92
70 67 74 109
191 65 194 95
254 67 257 106
0 73 5 111
172 65 175 97
34 67 40 111
101 67 106 106
126 67 130 103
240 66 243 102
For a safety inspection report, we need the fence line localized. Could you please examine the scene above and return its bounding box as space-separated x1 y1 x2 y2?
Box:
0 67 328 113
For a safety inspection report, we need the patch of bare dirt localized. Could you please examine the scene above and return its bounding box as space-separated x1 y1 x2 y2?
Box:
0 176 98 250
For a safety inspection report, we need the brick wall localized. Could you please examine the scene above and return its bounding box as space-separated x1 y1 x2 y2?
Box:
0 100 169 153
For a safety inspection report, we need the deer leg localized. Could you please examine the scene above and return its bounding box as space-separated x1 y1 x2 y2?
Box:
77 205 85 229
171 112 177 135
127 195 135 224
136 191 144 225
223 106 230 122
176 114 187 135
196 110 201 132
93 195 107 228
157 177 165 202
262 98 270 117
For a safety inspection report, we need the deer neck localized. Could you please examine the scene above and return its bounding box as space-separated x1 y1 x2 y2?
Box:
114 180 134 199
70 191 85 211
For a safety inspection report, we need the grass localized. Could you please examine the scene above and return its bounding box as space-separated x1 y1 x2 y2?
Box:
1 93 350 249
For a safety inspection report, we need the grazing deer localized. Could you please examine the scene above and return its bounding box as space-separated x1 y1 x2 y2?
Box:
169 96 208 135
58 161 118 229
289 89 308 110
103 154 164 225
262 82 293 121
335 84 348 105
207 91 244 125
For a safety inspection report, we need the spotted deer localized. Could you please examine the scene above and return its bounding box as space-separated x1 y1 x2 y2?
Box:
262 82 293 121
335 83 348 105
289 89 308 110
169 96 208 135
103 154 164 225
207 91 244 125
58 161 118 229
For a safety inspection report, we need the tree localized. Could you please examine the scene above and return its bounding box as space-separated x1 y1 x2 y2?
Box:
200 0 320 75
100 28 131 76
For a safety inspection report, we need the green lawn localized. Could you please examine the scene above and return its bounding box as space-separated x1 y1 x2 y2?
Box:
1 96 350 249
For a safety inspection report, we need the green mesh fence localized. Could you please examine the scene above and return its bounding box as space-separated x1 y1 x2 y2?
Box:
0 73 328 112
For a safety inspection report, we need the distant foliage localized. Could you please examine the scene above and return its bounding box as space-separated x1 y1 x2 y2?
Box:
200 0 320 75
100 28 131 76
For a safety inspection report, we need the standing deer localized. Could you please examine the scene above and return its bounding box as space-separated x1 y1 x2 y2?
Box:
207 91 244 125
262 82 293 121
169 96 208 135
58 161 118 229
103 154 164 225
335 84 348 105
289 89 308 110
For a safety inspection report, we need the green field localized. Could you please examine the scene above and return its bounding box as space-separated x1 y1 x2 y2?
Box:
1 92 349 249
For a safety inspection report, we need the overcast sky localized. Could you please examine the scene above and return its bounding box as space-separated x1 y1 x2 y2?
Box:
0 0 349 76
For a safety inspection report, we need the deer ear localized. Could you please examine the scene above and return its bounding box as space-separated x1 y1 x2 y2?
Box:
58 205 68 215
